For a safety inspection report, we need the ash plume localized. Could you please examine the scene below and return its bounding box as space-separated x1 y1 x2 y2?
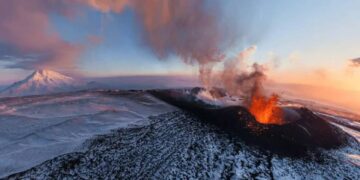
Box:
134 0 228 85
235 63 267 106
85 0 228 63
0 0 243 77
83 0 264 92
220 46 263 99
83 0 230 85
213 46 284 124
215 47 283 124
99 0 269 110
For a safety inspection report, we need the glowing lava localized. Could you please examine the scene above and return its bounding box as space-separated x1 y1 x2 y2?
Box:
249 91 283 125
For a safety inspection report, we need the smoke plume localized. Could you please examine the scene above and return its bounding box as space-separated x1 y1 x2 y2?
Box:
83 0 229 85
0 0 232 82
220 46 260 98
85 1 286 124
0 0 261 100
217 47 283 124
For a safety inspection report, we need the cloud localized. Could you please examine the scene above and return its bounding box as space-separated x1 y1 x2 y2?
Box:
84 0 129 13
0 0 238 75
79 0 232 86
0 0 97 70
349 57 360 67
134 0 231 85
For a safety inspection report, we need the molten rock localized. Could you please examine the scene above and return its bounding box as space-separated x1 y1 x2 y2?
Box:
149 88 348 156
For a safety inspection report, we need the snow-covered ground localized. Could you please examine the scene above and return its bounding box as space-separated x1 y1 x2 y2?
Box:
0 90 174 177
0 89 359 179
6 111 360 179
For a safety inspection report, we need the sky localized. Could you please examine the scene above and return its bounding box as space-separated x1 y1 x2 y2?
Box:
0 0 360 92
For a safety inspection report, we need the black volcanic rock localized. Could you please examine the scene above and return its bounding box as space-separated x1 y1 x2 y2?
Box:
149 89 348 156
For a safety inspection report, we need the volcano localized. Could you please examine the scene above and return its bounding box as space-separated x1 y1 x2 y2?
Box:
0 69 79 97
149 88 349 156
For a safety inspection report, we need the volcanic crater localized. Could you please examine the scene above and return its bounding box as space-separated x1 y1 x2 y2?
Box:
149 88 350 156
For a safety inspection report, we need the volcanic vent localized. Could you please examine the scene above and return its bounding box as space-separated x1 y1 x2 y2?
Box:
149 88 349 155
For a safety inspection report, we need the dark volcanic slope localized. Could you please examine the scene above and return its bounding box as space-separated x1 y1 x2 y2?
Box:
149 89 348 155
7 111 360 179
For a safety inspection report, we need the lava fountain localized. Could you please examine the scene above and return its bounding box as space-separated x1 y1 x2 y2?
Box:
229 62 284 125
248 91 283 125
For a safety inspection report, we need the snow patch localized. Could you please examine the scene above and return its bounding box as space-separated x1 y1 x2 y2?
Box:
0 91 175 177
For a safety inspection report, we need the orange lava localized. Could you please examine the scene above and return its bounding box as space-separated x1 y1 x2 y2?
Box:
249 92 283 125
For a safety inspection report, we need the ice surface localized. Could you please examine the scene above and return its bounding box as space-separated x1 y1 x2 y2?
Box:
0 90 174 177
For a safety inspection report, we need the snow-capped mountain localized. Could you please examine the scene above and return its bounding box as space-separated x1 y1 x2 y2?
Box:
0 69 79 97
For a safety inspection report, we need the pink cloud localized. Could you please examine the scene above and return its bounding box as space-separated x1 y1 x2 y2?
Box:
0 0 85 70
0 0 230 74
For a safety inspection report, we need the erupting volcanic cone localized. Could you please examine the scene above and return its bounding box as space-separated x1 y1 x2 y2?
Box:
149 88 349 156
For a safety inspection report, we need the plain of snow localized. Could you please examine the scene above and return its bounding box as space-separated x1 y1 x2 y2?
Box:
0 89 358 178
0 90 174 177
5 107 359 179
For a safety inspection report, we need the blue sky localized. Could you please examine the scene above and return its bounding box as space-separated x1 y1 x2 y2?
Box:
1 0 360 90
51 7 195 77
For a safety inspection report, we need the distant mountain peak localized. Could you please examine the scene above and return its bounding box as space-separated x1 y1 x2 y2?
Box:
0 69 79 97
27 69 74 83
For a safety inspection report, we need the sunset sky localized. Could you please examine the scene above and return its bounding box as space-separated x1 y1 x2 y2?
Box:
0 0 360 92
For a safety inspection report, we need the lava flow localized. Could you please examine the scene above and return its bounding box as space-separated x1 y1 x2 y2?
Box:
248 90 283 125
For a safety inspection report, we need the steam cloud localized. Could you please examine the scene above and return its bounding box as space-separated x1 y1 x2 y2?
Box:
0 0 281 122
86 0 228 86
87 0 226 62
216 47 283 124
1 0 254 92
219 46 267 105
0 0 263 107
